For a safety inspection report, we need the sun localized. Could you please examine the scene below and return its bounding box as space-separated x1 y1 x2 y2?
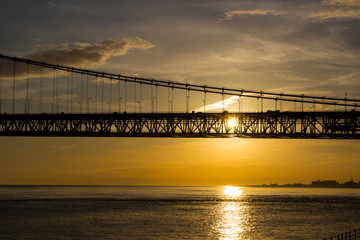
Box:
227 117 238 129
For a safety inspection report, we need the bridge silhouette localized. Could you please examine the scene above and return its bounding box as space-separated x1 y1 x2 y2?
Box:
0 54 359 138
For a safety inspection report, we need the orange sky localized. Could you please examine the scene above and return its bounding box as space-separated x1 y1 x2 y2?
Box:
1 1 360 185
0 137 358 185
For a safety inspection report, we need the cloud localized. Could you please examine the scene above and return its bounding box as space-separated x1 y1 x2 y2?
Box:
1 38 155 79
324 72 356 85
52 144 76 153
28 37 155 68
48 2 64 9
322 0 360 7
309 0 360 19
220 10 278 22
268 72 359 96
194 96 240 112
47 1 93 13
274 73 311 82
309 7 360 19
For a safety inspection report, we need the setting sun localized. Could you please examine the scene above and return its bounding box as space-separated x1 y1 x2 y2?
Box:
227 117 238 129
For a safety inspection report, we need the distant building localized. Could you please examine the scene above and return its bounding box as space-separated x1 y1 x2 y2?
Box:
249 179 360 188
344 179 356 186
311 180 339 186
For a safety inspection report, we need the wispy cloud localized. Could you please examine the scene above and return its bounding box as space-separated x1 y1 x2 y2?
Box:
48 1 93 13
324 72 356 85
219 10 278 22
268 72 359 96
48 2 69 10
194 96 240 112
309 0 360 19
52 144 76 153
274 73 311 82
309 7 360 19
1 38 155 79
323 0 360 7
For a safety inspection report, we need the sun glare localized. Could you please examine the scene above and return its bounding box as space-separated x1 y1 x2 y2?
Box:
227 117 238 129
224 186 242 197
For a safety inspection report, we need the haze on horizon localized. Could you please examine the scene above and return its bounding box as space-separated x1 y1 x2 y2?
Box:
0 0 359 185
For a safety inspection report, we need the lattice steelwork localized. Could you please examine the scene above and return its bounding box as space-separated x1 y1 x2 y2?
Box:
0 111 359 138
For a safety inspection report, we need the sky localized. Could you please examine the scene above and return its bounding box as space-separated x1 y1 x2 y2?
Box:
0 0 360 185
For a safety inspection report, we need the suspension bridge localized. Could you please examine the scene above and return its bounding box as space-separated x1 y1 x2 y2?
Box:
0 53 359 138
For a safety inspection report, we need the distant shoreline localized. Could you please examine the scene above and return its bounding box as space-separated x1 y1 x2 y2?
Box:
248 179 360 188
248 185 360 188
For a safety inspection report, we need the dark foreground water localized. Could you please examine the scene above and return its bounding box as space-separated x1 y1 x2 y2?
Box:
0 186 359 239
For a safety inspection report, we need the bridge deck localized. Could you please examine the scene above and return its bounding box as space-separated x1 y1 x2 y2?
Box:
0 111 359 138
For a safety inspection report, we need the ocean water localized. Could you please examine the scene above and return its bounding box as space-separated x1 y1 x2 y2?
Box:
0 186 360 239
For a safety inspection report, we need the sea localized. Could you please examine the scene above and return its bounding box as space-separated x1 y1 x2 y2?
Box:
0 186 360 240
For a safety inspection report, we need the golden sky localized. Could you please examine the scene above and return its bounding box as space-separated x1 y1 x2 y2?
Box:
0 0 360 185
0 137 359 185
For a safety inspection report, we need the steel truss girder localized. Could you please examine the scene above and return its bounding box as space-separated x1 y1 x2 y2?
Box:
0 112 359 138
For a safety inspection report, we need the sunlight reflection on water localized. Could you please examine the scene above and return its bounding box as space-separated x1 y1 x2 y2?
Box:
223 186 243 198
214 186 249 239
1 186 360 239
